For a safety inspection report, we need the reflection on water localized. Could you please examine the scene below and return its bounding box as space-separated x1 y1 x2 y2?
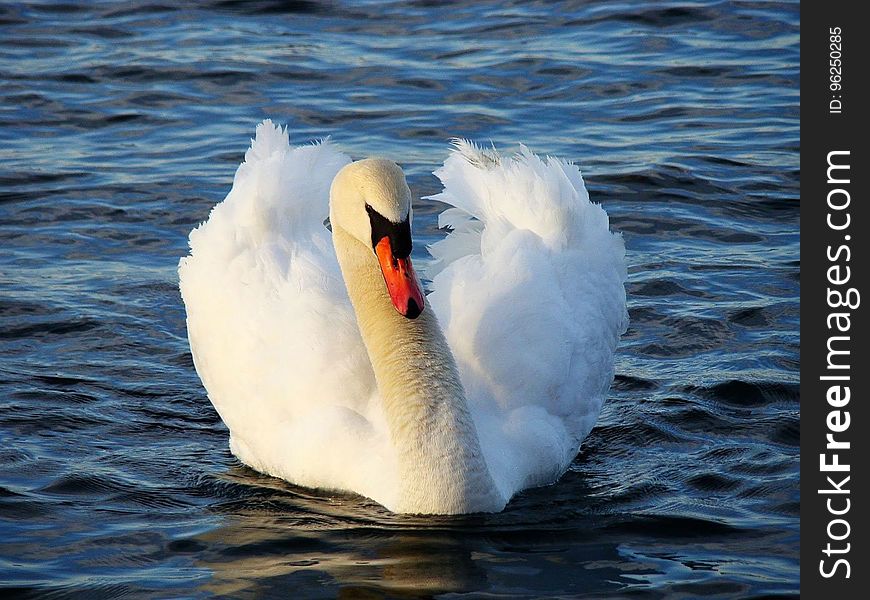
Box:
0 0 798 597
196 517 491 596
192 467 629 598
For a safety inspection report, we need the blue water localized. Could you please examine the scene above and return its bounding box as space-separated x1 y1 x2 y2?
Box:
0 1 799 597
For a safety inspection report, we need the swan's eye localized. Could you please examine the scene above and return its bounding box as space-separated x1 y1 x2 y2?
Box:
366 204 412 258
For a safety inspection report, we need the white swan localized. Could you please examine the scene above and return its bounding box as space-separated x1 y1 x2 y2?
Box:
178 120 628 514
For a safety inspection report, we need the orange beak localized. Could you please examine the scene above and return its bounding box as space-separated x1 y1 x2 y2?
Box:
375 236 425 319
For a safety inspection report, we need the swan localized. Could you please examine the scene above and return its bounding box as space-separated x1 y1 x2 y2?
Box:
178 120 628 514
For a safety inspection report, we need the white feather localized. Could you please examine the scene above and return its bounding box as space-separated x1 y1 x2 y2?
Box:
178 120 628 513
427 140 628 497
179 121 398 506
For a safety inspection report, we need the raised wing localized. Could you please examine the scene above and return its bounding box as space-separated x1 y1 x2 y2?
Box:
426 140 629 497
179 122 385 489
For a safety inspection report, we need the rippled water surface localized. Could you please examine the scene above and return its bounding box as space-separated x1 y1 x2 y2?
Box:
1 1 799 597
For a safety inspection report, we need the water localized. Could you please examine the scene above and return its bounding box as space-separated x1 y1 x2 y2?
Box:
0 1 799 597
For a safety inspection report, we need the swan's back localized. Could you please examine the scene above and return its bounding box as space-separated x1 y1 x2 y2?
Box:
427 141 628 499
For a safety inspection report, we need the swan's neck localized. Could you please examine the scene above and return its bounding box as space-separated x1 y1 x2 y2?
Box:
332 226 501 513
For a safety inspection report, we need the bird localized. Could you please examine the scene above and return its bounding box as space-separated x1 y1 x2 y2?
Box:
178 119 628 514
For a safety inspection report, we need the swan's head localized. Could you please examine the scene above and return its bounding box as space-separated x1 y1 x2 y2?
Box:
330 158 425 319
